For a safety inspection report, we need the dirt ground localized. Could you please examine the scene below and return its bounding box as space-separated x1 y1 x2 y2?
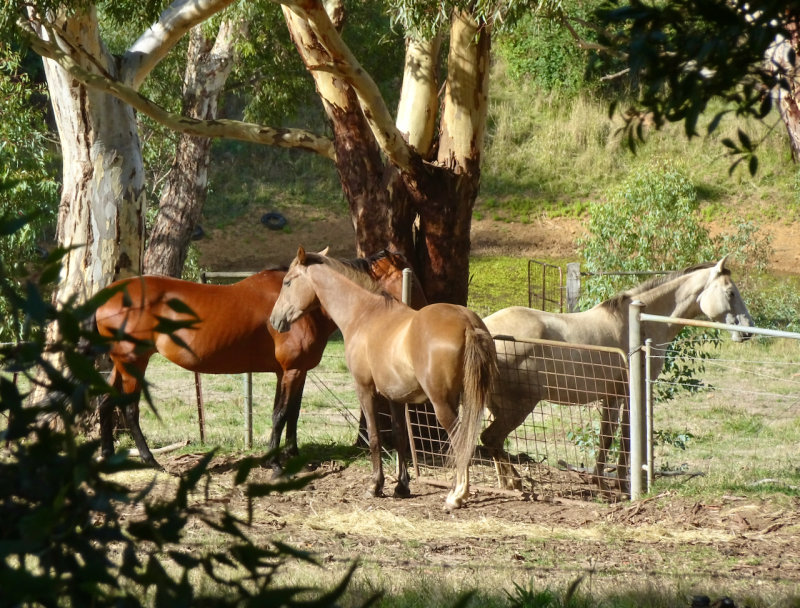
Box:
194 208 800 275
145 451 800 603
183 212 800 602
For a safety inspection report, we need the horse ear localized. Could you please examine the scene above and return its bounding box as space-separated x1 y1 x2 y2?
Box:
715 254 730 274
318 246 330 256
297 246 306 264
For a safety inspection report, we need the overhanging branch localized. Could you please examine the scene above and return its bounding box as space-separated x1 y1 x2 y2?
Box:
24 31 336 160
124 0 239 87
281 0 413 171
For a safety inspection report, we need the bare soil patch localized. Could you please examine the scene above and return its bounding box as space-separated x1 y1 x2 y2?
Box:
137 451 800 601
195 210 800 275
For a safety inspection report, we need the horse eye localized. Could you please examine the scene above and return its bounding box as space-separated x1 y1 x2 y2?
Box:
284 280 291 287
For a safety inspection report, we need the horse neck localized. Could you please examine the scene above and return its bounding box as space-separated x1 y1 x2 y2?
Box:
637 269 708 343
307 265 384 337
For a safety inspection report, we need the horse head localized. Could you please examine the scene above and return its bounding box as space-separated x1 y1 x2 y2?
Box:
698 255 754 342
270 246 325 333
366 250 428 309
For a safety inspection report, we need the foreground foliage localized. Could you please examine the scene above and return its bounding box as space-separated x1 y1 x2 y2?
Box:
0 217 364 607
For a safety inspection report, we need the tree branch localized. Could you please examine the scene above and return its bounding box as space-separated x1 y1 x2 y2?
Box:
281 0 413 171
24 31 336 160
123 0 239 88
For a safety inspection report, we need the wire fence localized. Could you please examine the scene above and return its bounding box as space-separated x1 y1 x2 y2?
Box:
133 326 800 503
406 337 630 501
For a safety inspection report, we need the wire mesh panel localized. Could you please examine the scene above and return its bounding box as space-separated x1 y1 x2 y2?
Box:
407 337 630 501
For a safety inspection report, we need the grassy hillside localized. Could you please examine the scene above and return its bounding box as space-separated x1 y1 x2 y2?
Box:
204 56 800 327
479 63 799 225
208 60 799 232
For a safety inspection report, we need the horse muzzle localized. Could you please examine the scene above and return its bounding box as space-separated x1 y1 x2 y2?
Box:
270 311 294 333
727 313 754 343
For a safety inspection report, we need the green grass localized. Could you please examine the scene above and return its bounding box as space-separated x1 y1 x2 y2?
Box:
479 65 799 226
130 337 361 460
467 256 534 315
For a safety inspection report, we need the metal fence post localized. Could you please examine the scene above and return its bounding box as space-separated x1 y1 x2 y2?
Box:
402 268 412 306
628 300 646 500
645 338 653 493
243 372 253 449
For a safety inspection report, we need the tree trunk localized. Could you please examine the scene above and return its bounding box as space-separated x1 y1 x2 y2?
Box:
282 3 490 305
29 8 144 404
144 21 237 277
415 11 490 305
770 8 800 161
40 10 145 299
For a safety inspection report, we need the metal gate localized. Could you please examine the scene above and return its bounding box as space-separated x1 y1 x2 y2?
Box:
527 260 564 312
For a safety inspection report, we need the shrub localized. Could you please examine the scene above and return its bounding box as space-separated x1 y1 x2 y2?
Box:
578 160 719 401
0 49 59 342
578 159 715 303
496 2 602 95
0 217 364 607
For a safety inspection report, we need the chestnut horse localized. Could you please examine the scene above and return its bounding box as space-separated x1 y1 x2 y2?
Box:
270 247 497 510
95 250 420 469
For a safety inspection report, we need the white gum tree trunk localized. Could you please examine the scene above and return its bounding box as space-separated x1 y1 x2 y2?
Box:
36 9 145 303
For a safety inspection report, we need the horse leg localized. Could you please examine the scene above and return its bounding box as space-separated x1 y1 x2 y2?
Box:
281 369 306 459
388 399 411 498
267 369 306 472
356 385 385 498
425 396 469 510
594 398 621 492
616 400 631 494
99 366 122 460
116 357 162 470
122 396 163 471
99 361 157 468
480 396 533 492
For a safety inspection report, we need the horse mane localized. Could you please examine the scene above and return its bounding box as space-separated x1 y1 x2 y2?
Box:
601 261 724 312
302 251 393 299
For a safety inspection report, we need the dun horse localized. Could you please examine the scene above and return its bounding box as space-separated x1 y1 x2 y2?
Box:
270 247 497 510
95 250 419 469
482 257 753 492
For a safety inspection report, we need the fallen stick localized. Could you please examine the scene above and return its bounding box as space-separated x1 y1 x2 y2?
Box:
748 478 799 490
654 469 704 478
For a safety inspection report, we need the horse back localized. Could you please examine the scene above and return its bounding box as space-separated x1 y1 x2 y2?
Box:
406 304 491 397
484 305 625 348
97 271 334 374
486 306 628 406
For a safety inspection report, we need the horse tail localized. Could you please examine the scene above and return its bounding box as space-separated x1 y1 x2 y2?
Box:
450 325 498 474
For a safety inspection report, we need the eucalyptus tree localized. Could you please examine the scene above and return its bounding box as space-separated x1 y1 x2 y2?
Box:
12 0 551 306
7 1 242 306
143 19 239 277
595 0 800 173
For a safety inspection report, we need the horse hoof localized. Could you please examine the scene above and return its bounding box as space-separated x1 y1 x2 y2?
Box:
393 485 411 499
268 460 285 476
364 489 384 499
443 496 464 511
141 458 166 473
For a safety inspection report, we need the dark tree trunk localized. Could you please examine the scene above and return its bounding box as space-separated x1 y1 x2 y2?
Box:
144 23 236 277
